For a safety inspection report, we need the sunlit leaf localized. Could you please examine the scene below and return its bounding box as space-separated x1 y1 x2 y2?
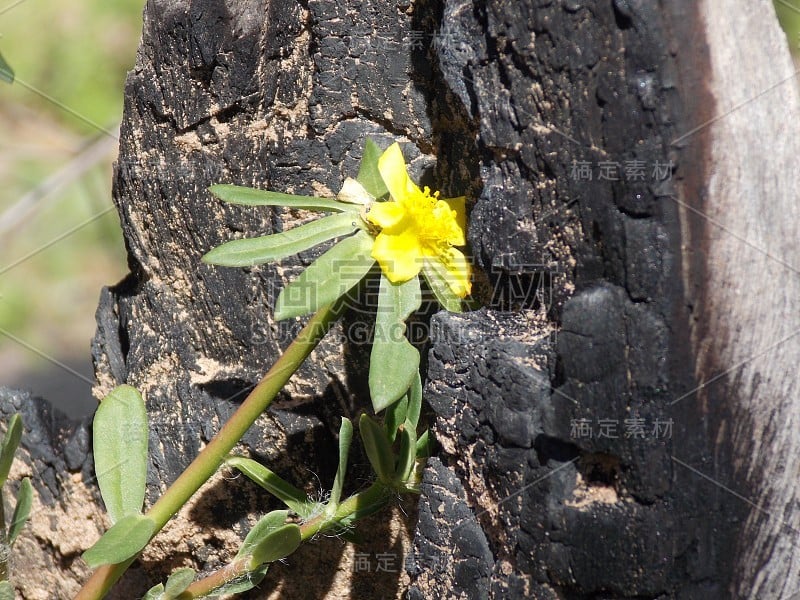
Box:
225 456 312 517
202 212 360 267
8 477 32 546
421 259 463 313
0 413 22 488
356 139 389 200
274 230 375 321
369 275 421 412
359 414 395 483
209 184 357 212
82 514 155 568
93 385 148 522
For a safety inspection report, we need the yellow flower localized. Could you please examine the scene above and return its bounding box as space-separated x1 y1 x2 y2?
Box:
366 143 471 297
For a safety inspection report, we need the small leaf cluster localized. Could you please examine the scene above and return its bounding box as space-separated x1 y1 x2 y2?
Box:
203 139 467 415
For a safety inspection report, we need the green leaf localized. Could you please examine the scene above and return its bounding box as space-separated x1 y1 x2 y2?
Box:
421 259 463 313
369 275 422 412
356 139 389 199
329 418 352 510
0 413 22 488
359 414 395 483
416 429 431 459
274 230 375 321
93 385 148 523
384 395 408 443
164 567 196 597
142 584 165 600
407 372 423 429
202 212 360 267
8 477 32 546
82 514 156 568
209 184 357 212
0 582 14 600
238 510 288 558
0 51 13 84
337 486 392 525
394 423 418 483
225 456 312 517
250 523 302 568
237 510 302 568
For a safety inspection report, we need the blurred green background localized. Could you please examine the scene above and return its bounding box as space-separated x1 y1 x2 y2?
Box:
0 0 142 416
0 2 798 418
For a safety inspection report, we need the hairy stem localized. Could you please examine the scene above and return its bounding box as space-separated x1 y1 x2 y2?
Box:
75 304 341 600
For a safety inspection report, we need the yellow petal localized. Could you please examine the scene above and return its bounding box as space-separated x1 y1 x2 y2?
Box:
378 143 419 203
372 231 423 282
366 201 406 230
445 196 467 245
439 247 472 297
433 199 466 246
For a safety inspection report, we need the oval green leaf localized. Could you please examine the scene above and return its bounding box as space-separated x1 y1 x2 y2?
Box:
209 184 357 212
142 584 165 600
93 385 148 523
225 456 312 517
249 523 302 568
0 413 22 488
237 510 290 559
82 513 156 568
359 414 395 483
369 275 421 412
202 212 360 267
274 230 375 321
164 567 196 597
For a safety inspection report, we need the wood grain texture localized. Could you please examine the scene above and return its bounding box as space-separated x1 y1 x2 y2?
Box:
685 1 800 596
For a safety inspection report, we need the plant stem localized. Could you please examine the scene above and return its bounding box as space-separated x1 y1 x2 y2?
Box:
175 482 395 599
75 304 341 600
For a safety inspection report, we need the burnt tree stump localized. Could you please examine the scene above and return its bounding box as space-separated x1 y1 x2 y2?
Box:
6 0 800 598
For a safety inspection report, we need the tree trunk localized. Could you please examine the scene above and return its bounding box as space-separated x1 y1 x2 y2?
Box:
7 0 800 598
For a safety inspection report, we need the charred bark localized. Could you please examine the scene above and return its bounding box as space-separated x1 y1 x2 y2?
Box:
8 0 800 598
